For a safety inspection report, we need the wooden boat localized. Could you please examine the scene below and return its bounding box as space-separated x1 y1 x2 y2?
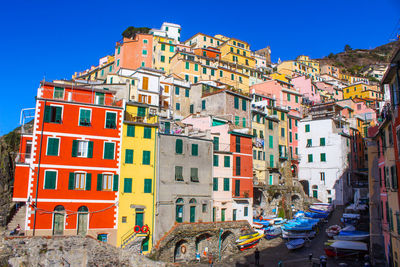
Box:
237 234 264 246
333 231 369 241
264 226 282 239
326 225 341 237
238 239 260 251
286 239 305 250
324 240 368 258
235 232 259 243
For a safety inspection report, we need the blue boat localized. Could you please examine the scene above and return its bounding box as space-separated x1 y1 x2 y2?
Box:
264 226 282 239
305 211 329 219
286 238 305 250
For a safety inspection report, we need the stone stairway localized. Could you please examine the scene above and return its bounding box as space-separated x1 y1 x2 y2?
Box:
7 204 26 233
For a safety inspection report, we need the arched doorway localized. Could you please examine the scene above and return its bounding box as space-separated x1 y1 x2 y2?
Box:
176 198 184 223
174 239 188 262
220 231 236 255
53 205 65 235
195 233 212 255
77 206 89 236
189 198 196 223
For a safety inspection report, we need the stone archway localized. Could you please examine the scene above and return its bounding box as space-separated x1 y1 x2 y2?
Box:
220 231 236 255
291 194 300 202
195 233 213 256
174 239 188 263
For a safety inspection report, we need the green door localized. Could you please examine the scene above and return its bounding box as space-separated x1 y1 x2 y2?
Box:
213 207 216 222
269 175 273 185
313 190 318 198
53 213 64 235
221 209 226 222
77 213 88 236
233 209 237 221
190 206 196 223
176 205 183 223
135 212 144 227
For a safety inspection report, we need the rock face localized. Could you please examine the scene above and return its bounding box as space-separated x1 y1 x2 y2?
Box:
1 235 165 267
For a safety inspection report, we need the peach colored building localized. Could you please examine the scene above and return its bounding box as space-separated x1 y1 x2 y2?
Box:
114 34 153 72
291 76 321 104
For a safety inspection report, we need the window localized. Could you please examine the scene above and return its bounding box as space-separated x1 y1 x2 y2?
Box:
105 112 117 129
185 89 189 97
244 207 248 216
44 105 62 124
192 144 199 156
305 124 310 132
253 150 256 159
295 133 298 140
295 95 299 103
281 112 285 121
242 99 247 111
190 104 194 114
213 155 219 166
242 118 246 127
142 77 149 90
47 138 59 156
164 85 169 93
176 139 183 154
70 172 88 190
143 39 148 44
308 154 313 162
235 136 240 152
122 216 127 223
211 69 215 76
234 97 239 109
142 151 151 165
235 157 241 175
213 137 219 151
269 135 273 149
161 43 165 51
235 180 240 196
97 174 117 191
223 178 229 191
137 107 146 117
202 100 206 110
175 166 183 181
44 170 57 189
117 59 120 67
287 94 291 101
54 87 64 99
320 172 325 182
320 137 326 146
175 86 179 95
79 109 91 126
160 55 165 63
124 178 132 193
125 149 133 164
190 168 199 182
185 62 190 70
142 50 147 55
289 132 292 142
103 142 115 159
307 139 312 147
213 178 218 191
203 67 207 74
72 140 93 158
320 153 326 162
127 125 135 137
224 156 230 167
144 179 152 193
269 155 274 168
206 60 210 65
231 74 234 80
268 121 273 130
220 70 223 77
235 116 239 125
144 127 151 139
202 204 207 213
281 128 285 137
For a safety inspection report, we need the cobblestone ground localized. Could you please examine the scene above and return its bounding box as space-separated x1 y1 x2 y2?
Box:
187 206 371 267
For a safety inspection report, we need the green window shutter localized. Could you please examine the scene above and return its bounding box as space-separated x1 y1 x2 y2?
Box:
289 118 292 129
55 107 62 123
235 180 240 196
104 142 115 159
202 100 206 110
161 43 165 51
190 104 194 114
106 112 117 129
269 136 273 148
138 107 146 117
144 179 152 193
307 139 312 146
305 124 310 132
236 157 241 175
97 174 103 191
87 141 93 158
203 67 207 74
175 86 180 95
47 138 59 156
44 171 57 189
224 156 230 167
213 137 219 151
236 136 240 152
287 94 290 101
270 155 274 168
321 153 326 162
211 69 215 76
213 178 218 191
85 173 92 190
127 125 135 137
79 109 91 126
194 64 198 71
223 178 229 191
213 155 219 166
113 174 119 191
169 45 174 52
160 55 165 62
320 138 325 146
242 118 246 127
176 139 183 154
234 97 239 109
242 99 246 111
220 70 223 77
124 178 132 193
125 149 133 164
268 121 273 130
244 207 248 216
281 112 285 120
235 116 239 125
289 132 292 142
142 151 150 165
72 140 78 157
68 173 75 190
185 89 190 97
308 154 313 162
144 127 151 139
295 95 299 103
192 144 198 156
185 62 189 70
44 106 51 122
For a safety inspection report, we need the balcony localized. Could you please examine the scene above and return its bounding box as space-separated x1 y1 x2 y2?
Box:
15 153 32 165
124 112 158 125
279 152 288 160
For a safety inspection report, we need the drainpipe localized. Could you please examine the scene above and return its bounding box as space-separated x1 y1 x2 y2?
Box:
33 99 46 236
151 122 158 250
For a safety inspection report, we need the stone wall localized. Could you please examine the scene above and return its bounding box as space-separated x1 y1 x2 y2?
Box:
0 235 165 267
150 220 252 263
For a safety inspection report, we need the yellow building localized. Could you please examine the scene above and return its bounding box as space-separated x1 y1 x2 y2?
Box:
296 55 320 73
270 72 291 84
117 102 158 253
265 106 289 161
184 33 223 48
252 110 267 183
343 83 382 100
152 36 176 73
216 36 256 69
277 57 320 81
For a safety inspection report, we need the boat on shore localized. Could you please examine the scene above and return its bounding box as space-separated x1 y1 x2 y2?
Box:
264 226 282 239
282 228 316 239
333 231 369 241
324 240 368 258
286 238 305 250
235 232 259 243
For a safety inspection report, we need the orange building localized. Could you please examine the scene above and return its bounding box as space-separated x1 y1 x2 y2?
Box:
193 47 221 59
13 81 124 245
114 33 153 71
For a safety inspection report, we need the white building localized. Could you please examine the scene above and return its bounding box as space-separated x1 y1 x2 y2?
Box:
150 22 181 43
298 115 352 205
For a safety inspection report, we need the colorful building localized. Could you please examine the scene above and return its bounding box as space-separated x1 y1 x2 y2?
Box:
152 36 176 73
13 81 124 245
343 83 382 101
117 102 158 252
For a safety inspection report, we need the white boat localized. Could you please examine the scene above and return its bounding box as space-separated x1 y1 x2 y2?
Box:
282 229 316 239
329 240 368 251
326 225 341 237
333 231 369 241
342 213 360 219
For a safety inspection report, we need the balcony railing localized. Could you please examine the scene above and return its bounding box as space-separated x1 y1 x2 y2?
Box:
124 112 158 124
15 153 32 164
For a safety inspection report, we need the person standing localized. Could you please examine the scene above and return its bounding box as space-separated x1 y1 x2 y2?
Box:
208 252 213 267
255 248 260 266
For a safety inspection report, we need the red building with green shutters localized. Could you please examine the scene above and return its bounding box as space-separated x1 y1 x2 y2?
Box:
13 81 124 245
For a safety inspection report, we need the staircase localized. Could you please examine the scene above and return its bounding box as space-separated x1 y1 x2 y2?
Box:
120 228 148 252
7 204 26 234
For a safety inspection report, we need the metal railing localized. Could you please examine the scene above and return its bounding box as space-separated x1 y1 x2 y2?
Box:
15 153 32 164
124 112 158 124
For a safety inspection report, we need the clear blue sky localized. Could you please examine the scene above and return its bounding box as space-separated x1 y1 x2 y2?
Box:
0 0 399 135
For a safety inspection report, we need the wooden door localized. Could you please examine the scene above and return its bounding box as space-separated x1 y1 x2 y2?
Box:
53 213 64 235
77 213 88 236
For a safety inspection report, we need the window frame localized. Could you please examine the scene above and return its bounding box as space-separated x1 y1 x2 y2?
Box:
46 137 60 156
103 142 115 160
79 108 92 127
105 111 117 129
44 170 58 189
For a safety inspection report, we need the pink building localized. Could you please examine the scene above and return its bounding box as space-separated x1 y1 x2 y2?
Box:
288 110 301 175
291 76 321 104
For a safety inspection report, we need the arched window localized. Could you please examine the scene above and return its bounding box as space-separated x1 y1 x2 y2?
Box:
189 199 196 223
78 206 89 212
54 205 65 212
176 198 184 223
189 198 196 204
53 205 65 235
77 206 89 236
312 185 318 189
